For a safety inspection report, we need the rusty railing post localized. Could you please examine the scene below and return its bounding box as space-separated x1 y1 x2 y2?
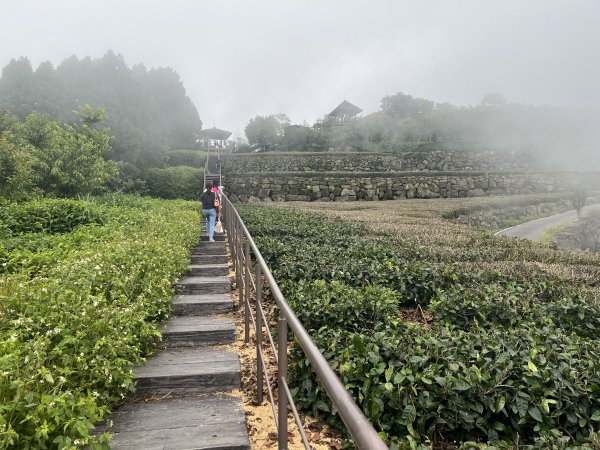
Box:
244 239 251 343
256 262 263 404
278 317 288 450
237 226 244 315
230 208 236 272
226 203 233 268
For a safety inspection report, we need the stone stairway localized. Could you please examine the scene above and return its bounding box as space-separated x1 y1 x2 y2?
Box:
104 234 250 450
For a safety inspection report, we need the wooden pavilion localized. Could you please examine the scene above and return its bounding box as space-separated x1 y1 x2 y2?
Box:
197 126 233 153
327 100 363 124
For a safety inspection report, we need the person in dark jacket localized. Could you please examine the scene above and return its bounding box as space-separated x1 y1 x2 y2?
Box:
200 183 217 242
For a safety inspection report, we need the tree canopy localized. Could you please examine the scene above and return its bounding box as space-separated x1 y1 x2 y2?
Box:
0 108 118 198
0 51 202 167
244 114 289 150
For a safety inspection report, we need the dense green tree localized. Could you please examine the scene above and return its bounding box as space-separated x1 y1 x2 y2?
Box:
0 51 202 169
3 108 118 196
0 130 35 198
281 123 327 151
29 110 118 196
0 57 35 118
381 92 434 119
245 114 289 150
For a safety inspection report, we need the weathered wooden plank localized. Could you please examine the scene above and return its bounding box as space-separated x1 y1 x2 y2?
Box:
192 245 227 256
135 348 240 395
188 264 229 277
179 276 230 285
200 234 226 242
191 255 229 265
172 294 233 316
105 395 249 450
177 276 231 294
161 316 235 347
178 283 231 295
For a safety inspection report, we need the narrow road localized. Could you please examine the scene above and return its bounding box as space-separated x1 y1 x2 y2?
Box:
495 203 600 241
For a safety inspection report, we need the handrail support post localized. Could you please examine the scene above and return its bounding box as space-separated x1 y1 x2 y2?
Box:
278 317 288 450
237 226 243 313
244 240 251 343
256 263 264 404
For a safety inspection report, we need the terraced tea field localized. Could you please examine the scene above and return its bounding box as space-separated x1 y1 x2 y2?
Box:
239 195 600 449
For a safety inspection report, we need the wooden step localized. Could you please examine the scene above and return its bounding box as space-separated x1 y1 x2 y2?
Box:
188 263 229 277
177 276 231 294
161 316 235 347
172 294 233 316
200 234 226 242
191 254 228 265
135 348 240 395
192 244 227 256
105 395 249 450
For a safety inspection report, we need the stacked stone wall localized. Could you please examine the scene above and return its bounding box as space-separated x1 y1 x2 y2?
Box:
223 150 529 174
225 173 571 203
221 152 599 203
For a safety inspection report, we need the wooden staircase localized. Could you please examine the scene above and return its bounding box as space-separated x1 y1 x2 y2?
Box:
103 234 250 449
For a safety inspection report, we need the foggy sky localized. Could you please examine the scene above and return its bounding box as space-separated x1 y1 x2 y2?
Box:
1 0 599 138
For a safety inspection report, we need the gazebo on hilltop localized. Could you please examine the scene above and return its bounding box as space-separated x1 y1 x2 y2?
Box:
197 126 233 153
327 100 363 124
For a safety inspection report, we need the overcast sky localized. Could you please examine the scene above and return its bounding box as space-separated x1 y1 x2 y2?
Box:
1 0 599 138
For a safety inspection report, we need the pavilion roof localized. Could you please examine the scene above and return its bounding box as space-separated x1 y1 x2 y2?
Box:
198 126 232 140
328 100 362 117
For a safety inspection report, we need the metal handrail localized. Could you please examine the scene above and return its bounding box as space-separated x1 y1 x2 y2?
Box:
222 197 388 450
203 151 209 189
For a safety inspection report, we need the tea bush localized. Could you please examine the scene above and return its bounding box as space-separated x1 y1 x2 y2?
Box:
284 280 399 333
300 324 600 449
238 204 600 448
430 281 600 339
0 198 106 237
143 165 203 199
0 195 200 448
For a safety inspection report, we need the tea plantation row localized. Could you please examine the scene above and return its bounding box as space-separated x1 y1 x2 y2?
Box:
0 196 200 448
238 205 600 449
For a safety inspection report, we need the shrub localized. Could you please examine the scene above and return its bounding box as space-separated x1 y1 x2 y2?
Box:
0 198 106 237
292 324 600 448
164 149 207 167
285 280 399 333
0 132 35 198
143 165 204 199
0 195 200 448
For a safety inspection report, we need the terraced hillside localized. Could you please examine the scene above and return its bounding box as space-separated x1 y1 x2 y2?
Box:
238 196 600 448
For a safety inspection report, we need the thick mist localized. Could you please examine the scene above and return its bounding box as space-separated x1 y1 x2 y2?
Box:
1 0 599 167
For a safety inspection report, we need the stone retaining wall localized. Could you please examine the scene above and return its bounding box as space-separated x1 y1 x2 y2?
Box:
225 173 562 203
223 150 530 174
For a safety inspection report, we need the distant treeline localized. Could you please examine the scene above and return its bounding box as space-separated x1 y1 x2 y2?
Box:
0 51 202 170
244 93 600 170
